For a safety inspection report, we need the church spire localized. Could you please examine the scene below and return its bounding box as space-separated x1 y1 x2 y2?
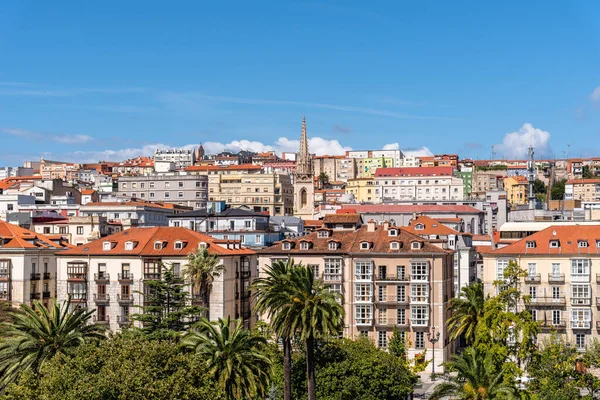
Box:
297 116 312 175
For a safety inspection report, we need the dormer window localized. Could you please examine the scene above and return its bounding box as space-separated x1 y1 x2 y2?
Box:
317 230 330 238
328 242 338 250
597 240 600 248
389 229 398 237
154 241 164 250
198 242 207 250
300 241 310 250
390 241 400 250
578 240 589 248
174 241 184 250
526 241 536 249
282 242 291 251
360 242 370 250
414 223 424 231
549 240 560 248
102 241 111 251
124 241 134 251
411 241 421 250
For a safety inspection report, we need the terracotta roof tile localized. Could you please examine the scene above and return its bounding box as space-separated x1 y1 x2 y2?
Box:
323 214 362 224
0 220 71 250
341 204 482 214
184 164 262 172
405 215 460 236
566 179 600 185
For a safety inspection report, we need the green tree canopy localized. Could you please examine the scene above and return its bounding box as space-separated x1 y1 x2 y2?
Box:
551 178 567 200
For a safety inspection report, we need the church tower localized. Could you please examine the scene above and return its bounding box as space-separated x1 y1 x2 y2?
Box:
293 116 314 219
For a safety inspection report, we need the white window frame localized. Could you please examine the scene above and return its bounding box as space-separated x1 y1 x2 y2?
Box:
354 283 373 302
390 242 399 250
300 242 310 250
102 242 111 251
324 258 342 281
571 259 590 282
410 261 429 282
282 242 291 251
328 242 338 250
354 260 373 281
410 305 429 326
355 305 372 325
360 242 370 250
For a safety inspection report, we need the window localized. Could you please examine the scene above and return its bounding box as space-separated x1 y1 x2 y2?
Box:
550 240 560 248
154 241 163 250
59 227 67 234
529 286 537 299
410 305 429 326
172 263 181 277
324 259 342 281
571 308 591 328
552 286 561 299
149 182 155 188
497 259 510 280
415 332 425 349
282 242 291 250
97 263 107 278
378 331 388 348
571 284 590 304
0 260 9 279
102 242 111 251
165 182 170 188
178 192 184 198
360 242 370 250
388 229 397 237
527 263 537 277
43 227 51 234
410 284 429 302
378 265 387 280
571 259 590 281
255 235 262 244
244 221 251 229
125 241 134 250
578 240 589 248
140 182 145 188
7 204 13 211
174 241 183 250
551 263 561 277
354 260 372 280
410 261 429 281
530 309 538 322
390 242 399 250
414 223 424 230
76 226 84 235
397 285 406 302
355 305 372 325
121 183 127 189
317 230 330 238
411 241 421 250
397 265 406 280
354 283 372 302
552 310 561 325
526 241 536 248
310 265 320 279
150 192 155 198
178 181 184 188
576 333 586 349
300 241 310 250
397 308 406 324
143 260 161 279
164 192 170 198
121 263 130 279
328 242 338 250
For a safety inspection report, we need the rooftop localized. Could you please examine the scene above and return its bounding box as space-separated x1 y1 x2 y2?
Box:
375 166 453 177
405 215 460 236
0 220 73 250
341 204 482 214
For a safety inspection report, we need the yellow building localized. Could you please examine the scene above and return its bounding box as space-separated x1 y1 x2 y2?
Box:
345 178 375 202
504 176 528 207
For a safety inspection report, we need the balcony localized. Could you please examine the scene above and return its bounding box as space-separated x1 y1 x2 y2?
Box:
93 293 110 304
410 295 430 304
411 319 429 327
548 273 565 284
355 318 372 326
375 295 409 305
524 274 541 284
354 295 373 303
67 274 87 282
527 296 566 306
30 292 40 300
69 293 87 302
571 297 592 306
571 320 591 329
94 273 110 282
117 294 133 305
143 273 161 280
540 320 566 329
0 273 9 281
30 273 41 281
323 274 342 283
375 275 409 283
117 315 132 327
93 315 110 325
43 291 51 299
118 273 134 282
43 272 51 280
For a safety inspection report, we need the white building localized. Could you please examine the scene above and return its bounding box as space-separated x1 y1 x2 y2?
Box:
374 167 464 202
0 194 36 221
56 227 257 331
153 149 196 170
80 201 177 228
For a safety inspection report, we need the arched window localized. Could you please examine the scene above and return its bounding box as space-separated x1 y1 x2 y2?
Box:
300 188 307 208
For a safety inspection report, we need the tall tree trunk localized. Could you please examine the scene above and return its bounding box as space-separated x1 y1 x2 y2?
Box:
306 336 316 400
283 337 293 400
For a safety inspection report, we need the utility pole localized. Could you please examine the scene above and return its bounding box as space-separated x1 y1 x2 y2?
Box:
568 144 571 160
527 145 535 210
491 145 496 161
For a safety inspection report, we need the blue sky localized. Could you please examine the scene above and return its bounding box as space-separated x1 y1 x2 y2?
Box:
1 0 600 165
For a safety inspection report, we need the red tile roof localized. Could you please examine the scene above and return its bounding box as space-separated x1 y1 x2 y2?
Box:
304 220 324 228
405 215 460 236
323 214 362 224
0 220 72 249
434 217 462 223
341 204 482 214
82 201 173 210
81 189 96 195
185 164 262 172
487 225 600 256
375 166 453 177
566 179 600 185
60 227 255 256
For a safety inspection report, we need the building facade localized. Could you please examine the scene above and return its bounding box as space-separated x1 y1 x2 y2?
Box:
504 176 529 208
56 227 257 331
373 167 464 202
117 173 208 209
293 117 315 220
565 179 600 202
153 149 196 170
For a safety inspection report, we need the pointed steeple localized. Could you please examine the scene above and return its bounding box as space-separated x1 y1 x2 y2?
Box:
296 116 312 175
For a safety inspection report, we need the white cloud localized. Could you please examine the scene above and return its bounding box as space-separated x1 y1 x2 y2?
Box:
2 128 38 139
590 87 600 102
382 142 400 150
3 128 93 144
496 123 551 159
52 134 93 144
402 147 433 157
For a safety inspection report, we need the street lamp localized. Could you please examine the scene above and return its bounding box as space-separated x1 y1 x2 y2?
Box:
427 326 441 381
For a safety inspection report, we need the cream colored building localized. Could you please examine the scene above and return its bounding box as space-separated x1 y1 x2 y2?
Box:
313 155 356 182
185 164 293 216
257 218 455 372
345 178 376 202
482 225 600 349
0 220 72 309
504 176 528 208
31 216 123 246
374 167 464 202
56 226 257 331
565 179 600 202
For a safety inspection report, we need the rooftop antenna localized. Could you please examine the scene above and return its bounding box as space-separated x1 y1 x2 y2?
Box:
568 144 571 160
527 145 535 210
491 145 496 160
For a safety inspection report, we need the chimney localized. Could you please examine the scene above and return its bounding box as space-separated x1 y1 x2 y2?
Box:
367 219 376 232
412 211 417 221
383 220 389 231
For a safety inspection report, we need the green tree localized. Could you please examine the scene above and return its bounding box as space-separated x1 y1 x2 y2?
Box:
184 248 225 319
0 299 105 391
533 178 546 194
388 328 406 360
447 282 485 345
273 265 345 400
317 172 329 189
132 262 201 340
551 178 567 200
3 335 221 400
252 259 296 400
181 317 271 400
583 165 595 179
428 347 518 400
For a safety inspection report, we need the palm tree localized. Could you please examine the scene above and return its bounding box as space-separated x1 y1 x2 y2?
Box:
181 316 271 400
252 259 296 400
184 248 225 319
428 347 517 400
317 172 329 189
273 265 345 400
0 299 105 390
447 282 485 345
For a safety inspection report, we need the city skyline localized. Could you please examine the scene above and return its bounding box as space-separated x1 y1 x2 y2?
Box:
2 1 600 165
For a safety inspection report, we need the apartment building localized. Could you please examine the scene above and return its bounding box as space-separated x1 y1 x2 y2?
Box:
112 156 154 176
504 176 529 208
0 220 72 309
565 179 600 202
346 150 404 178
257 219 455 372
313 155 356 182
40 160 81 182
373 167 464 202
419 154 458 169
153 149 196 170
471 170 506 199
482 225 600 350
117 173 208 209
56 227 257 331
80 201 180 228
185 164 294 216
32 216 122 246
345 178 376 202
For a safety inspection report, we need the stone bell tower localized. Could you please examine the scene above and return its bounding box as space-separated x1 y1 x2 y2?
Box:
293 116 314 219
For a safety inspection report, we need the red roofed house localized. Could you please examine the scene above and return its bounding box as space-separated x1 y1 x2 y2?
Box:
81 189 99 205
482 225 600 349
56 226 257 331
257 219 455 373
565 178 600 202
0 220 73 309
373 167 464 202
